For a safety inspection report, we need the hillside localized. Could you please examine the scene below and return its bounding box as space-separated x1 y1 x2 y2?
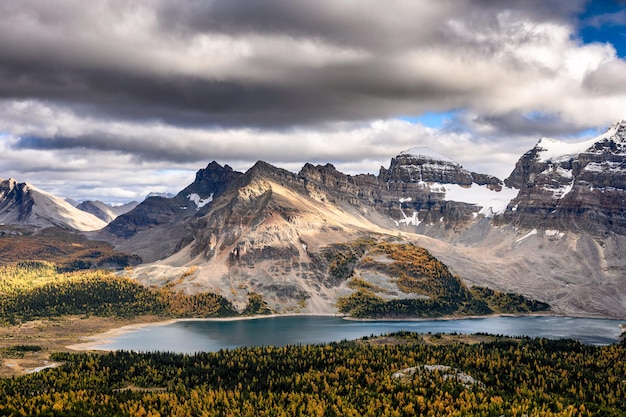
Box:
0 228 141 270
330 239 548 318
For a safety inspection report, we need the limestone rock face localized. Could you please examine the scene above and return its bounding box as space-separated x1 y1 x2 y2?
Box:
376 147 509 231
380 147 474 185
503 121 626 234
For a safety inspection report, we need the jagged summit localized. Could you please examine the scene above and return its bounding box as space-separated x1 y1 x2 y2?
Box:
178 161 242 204
531 120 626 164
504 120 626 234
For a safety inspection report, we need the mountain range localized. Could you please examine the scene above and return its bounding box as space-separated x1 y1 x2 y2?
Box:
2 121 626 318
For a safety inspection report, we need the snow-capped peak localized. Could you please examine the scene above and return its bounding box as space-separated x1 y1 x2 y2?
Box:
535 121 626 163
399 147 457 164
536 136 597 163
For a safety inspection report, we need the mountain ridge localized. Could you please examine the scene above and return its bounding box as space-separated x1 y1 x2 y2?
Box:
2 122 626 318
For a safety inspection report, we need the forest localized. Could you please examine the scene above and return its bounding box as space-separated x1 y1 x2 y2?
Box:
0 332 624 416
0 261 271 324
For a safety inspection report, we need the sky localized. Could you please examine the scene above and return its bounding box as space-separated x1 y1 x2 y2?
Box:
1 0 626 204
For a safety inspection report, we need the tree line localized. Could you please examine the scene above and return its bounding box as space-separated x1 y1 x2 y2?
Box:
0 262 271 323
0 333 623 416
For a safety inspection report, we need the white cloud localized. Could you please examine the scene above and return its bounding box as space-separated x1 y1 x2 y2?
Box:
0 0 625 201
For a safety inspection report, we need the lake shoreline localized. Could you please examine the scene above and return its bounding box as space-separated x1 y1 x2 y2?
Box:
67 313 337 351
67 311 624 352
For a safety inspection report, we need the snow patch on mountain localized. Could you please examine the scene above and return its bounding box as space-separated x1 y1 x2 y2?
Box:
583 161 625 173
543 180 574 199
515 228 537 243
188 193 213 209
545 230 565 238
400 147 457 164
535 137 597 163
395 208 421 227
436 184 518 216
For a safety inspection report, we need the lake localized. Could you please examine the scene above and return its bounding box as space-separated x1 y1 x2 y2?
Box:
89 315 624 353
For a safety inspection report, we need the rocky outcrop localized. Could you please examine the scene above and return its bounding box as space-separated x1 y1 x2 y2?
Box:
299 163 380 207
503 121 626 234
0 178 34 224
105 162 243 239
177 161 243 205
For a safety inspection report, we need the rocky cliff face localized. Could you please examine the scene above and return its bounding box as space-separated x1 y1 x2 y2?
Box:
177 161 243 209
503 121 626 234
0 178 34 224
380 147 474 185
376 147 512 231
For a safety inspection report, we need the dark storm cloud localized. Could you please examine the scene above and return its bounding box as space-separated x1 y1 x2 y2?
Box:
0 0 599 130
1 0 625 202
470 112 589 137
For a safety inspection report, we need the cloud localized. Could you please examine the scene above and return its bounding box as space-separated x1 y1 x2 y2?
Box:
0 0 624 201
0 0 621 128
0 99 543 204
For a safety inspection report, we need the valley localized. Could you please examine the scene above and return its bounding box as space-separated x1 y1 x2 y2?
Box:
1 124 626 415
3 2 626 414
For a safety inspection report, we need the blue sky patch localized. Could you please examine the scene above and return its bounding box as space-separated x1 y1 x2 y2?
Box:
399 110 461 128
578 1 626 57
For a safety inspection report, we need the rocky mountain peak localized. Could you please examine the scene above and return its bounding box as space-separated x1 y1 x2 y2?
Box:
0 178 106 231
1 177 18 189
381 147 485 187
186 162 242 196
173 161 244 213
503 121 626 234
238 161 304 195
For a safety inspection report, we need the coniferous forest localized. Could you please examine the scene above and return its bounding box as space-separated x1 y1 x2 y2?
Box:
0 247 621 416
0 333 624 416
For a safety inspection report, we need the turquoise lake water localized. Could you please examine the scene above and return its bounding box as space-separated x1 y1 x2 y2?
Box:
91 315 624 353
